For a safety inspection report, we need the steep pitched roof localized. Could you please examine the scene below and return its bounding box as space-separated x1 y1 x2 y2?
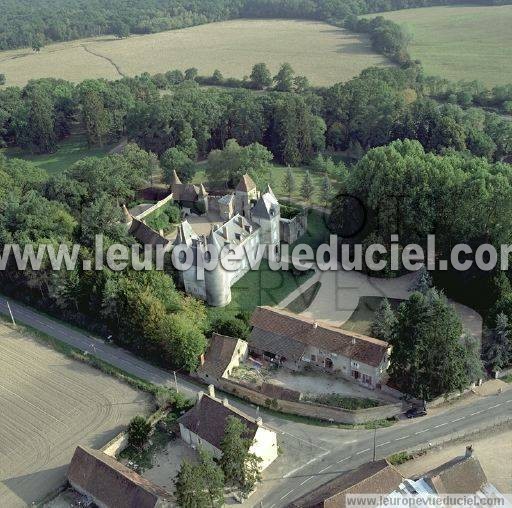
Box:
422 455 488 494
178 394 258 450
129 218 169 247
290 459 403 508
170 169 182 185
196 333 243 380
171 183 200 202
250 306 389 367
236 173 256 192
252 192 279 219
68 446 172 508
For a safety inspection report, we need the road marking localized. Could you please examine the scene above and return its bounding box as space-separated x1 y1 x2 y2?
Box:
451 417 464 423
469 410 483 416
395 435 410 441
319 465 332 473
283 451 329 478
433 422 448 428
356 448 371 455
300 477 313 486
376 441 391 447
415 429 430 435
506 400 512 404
280 489 295 501
337 456 351 463
488 403 502 409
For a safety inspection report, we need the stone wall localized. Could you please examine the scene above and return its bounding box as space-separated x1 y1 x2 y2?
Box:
133 192 174 221
214 378 404 424
280 212 307 244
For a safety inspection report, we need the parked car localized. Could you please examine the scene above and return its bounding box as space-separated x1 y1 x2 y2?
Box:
406 406 427 418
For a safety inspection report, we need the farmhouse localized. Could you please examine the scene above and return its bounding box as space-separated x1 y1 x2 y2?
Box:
196 332 248 383
249 306 391 389
178 386 278 471
68 445 172 508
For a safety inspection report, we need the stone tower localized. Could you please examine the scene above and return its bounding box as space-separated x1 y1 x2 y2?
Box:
235 173 258 219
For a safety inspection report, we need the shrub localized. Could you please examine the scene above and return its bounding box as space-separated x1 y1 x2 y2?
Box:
127 415 151 449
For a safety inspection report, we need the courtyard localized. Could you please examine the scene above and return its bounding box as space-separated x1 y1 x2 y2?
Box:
230 362 396 405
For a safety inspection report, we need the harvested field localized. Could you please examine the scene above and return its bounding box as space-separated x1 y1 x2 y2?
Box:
364 5 512 86
0 321 150 507
0 19 388 87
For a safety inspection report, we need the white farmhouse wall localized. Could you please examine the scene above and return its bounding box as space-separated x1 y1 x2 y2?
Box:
249 426 279 471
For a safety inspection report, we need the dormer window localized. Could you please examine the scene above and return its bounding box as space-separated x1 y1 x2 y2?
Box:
235 233 241 241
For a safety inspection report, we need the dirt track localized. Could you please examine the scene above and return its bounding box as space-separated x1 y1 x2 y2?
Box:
0 322 150 506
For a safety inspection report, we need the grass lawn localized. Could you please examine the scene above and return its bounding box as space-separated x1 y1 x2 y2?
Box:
293 209 332 251
303 393 381 410
2 134 114 175
342 296 402 335
222 258 314 314
0 19 388 88
363 5 512 86
286 281 322 313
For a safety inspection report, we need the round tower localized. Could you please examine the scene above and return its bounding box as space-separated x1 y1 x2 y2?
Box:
204 227 231 307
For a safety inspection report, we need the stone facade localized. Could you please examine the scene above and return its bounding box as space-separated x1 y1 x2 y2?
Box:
173 175 282 307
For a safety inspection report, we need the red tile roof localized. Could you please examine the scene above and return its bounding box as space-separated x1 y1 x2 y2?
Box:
178 394 258 450
250 306 389 367
196 333 242 380
68 446 172 508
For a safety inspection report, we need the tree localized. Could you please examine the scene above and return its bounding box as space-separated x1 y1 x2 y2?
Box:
112 21 130 39
212 69 224 84
185 68 198 81
250 63 272 90
22 87 56 153
0 74 5 85
281 166 296 197
175 448 224 508
410 266 433 294
321 175 333 206
371 298 397 341
274 63 295 92
127 415 151 449
161 148 195 184
388 289 476 401
485 313 511 370
294 75 309 93
300 171 315 204
220 416 261 496
31 33 44 52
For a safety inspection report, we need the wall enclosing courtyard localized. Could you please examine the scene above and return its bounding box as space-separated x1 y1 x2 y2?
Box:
212 377 405 424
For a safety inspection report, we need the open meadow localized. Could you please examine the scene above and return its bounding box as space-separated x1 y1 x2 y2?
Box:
364 5 512 86
0 320 150 507
0 19 388 88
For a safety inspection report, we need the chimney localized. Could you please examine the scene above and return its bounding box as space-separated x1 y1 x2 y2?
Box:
465 445 473 458
256 417 263 426
222 397 229 407
197 391 204 402
313 322 318 329
351 337 356 345
199 353 205 366
207 384 215 398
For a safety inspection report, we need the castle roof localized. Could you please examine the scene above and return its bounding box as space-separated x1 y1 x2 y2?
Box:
251 192 279 219
250 306 389 367
170 169 182 185
236 173 256 192
173 220 198 247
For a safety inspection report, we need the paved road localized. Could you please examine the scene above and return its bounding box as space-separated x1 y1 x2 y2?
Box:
1 298 510 508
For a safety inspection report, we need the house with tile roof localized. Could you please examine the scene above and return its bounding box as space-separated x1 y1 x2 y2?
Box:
196 333 248 382
290 459 403 508
68 445 173 508
291 447 509 508
249 306 391 389
178 385 278 471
